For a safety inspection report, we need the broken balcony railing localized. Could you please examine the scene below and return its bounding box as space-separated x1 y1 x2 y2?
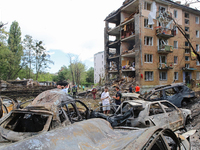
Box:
157 45 173 53
155 26 176 39
158 62 173 70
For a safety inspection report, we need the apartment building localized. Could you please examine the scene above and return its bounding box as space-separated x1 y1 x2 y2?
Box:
104 0 200 89
94 51 105 84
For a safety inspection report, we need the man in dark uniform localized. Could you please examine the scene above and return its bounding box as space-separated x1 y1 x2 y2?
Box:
129 85 133 93
112 86 122 108
72 85 77 99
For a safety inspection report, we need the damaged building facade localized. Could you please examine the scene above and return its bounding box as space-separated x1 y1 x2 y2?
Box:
104 0 200 90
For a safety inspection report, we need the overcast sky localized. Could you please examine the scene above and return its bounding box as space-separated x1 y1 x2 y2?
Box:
0 0 199 73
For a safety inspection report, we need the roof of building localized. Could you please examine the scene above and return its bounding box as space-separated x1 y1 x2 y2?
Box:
94 51 104 56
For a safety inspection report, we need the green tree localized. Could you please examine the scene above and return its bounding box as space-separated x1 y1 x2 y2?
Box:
7 21 23 79
86 67 94 83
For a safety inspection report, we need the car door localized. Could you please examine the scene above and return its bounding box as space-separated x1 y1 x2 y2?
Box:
148 90 165 101
163 87 183 107
148 102 169 128
160 101 184 131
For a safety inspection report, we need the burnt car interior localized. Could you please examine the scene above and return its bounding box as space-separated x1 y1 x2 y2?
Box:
149 103 164 116
2 112 51 132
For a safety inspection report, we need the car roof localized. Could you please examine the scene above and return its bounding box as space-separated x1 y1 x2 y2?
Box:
153 83 185 91
123 100 170 107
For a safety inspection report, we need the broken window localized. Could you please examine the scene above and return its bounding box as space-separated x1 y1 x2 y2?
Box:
161 101 177 113
174 41 178 49
3 113 51 132
159 6 166 13
174 56 178 64
185 49 190 54
185 41 189 47
144 18 152 29
196 30 199 38
174 10 178 18
185 27 189 32
185 64 190 68
174 72 178 80
196 44 199 52
159 55 166 64
185 56 189 61
144 36 153 46
149 91 163 100
196 16 199 24
149 103 164 116
164 88 177 97
144 54 153 63
159 71 167 80
185 19 189 25
185 13 189 18
185 34 190 38
144 2 151 11
145 71 153 81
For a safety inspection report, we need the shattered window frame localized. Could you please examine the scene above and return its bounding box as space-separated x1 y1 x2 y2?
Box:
144 18 153 29
173 41 178 49
144 54 153 63
185 49 190 54
196 30 199 38
145 71 154 81
159 55 166 64
196 72 200 80
185 41 189 46
174 72 178 80
185 13 189 18
174 56 178 65
185 56 190 61
196 44 199 52
185 64 190 68
185 27 189 32
185 19 189 25
144 36 153 46
174 10 178 18
159 71 167 81
144 2 151 11
196 16 199 24
149 103 164 116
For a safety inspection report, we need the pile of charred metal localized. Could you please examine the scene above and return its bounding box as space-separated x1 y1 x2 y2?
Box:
0 82 197 149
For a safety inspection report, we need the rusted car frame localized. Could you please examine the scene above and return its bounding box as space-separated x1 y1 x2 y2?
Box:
0 119 192 150
0 89 90 143
143 83 195 107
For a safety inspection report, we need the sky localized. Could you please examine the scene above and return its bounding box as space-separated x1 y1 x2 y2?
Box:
0 0 199 73
0 0 123 73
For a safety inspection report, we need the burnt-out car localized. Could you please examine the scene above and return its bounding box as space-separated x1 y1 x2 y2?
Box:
143 83 195 107
91 100 191 131
0 89 90 143
1 119 194 150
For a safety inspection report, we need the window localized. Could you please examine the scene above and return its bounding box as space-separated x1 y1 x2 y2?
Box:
149 91 164 100
159 6 166 13
185 19 189 24
196 44 199 51
144 36 153 46
174 41 178 49
159 71 167 80
159 55 166 64
197 60 200 66
174 72 178 80
144 2 151 11
185 49 190 54
185 64 190 68
185 13 189 18
185 56 189 61
197 72 200 80
185 34 190 38
145 71 153 81
174 56 178 64
185 27 189 32
161 101 177 112
149 103 164 116
174 10 178 18
185 42 189 46
196 16 199 24
196 30 199 38
144 54 153 63
144 18 153 29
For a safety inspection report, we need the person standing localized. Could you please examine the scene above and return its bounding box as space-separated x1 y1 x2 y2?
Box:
91 87 97 100
112 86 122 108
135 84 140 93
82 85 85 91
101 87 110 114
72 85 77 99
129 85 133 93
62 84 69 94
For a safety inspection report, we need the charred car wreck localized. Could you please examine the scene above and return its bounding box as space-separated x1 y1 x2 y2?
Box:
0 89 90 143
91 100 191 131
143 83 195 107
1 119 194 150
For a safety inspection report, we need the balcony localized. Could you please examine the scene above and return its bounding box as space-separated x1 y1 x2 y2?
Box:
108 25 120 36
157 45 173 54
108 40 120 48
158 62 173 70
121 0 139 13
156 26 175 39
182 67 197 71
108 54 120 60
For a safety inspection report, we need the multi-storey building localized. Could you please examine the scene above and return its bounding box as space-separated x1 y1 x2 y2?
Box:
94 51 105 84
104 0 200 90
